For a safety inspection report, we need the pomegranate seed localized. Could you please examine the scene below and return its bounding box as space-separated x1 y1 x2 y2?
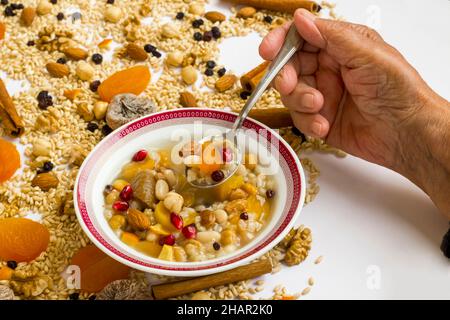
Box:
112 201 129 212
222 147 233 163
182 224 197 239
160 234 175 246
132 149 148 162
170 212 183 230
119 185 133 201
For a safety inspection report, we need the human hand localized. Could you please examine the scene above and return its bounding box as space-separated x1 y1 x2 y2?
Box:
259 9 450 217
260 9 430 170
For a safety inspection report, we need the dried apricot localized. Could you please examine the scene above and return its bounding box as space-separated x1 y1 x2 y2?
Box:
0 138 21 183
0 22 5 40
121 232 140 246
199 142 221 175
135 241 162 258
98 65 151 102
0 218 49 262
71 245 130 293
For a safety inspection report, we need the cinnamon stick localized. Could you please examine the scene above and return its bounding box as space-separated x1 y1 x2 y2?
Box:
229 0 321 13
249 108 293 128
240 60 270 92
152 259 272 300
0 79 24 137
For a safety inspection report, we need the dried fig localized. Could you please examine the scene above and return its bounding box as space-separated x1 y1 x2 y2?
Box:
130 170 155 207
106 94 155 130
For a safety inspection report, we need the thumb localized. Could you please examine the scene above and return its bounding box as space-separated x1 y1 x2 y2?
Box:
293 9 383 67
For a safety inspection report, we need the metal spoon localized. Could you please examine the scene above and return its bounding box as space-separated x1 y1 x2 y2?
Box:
187 24 304 188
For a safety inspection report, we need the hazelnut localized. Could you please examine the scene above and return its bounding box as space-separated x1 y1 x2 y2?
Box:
188 3 205 15
161 23 178 38
76 61 94 81
32 138 52 157
166 51 184 67
181 66 197 85
93 101 108 120
36 0 52 16
104 6 122 23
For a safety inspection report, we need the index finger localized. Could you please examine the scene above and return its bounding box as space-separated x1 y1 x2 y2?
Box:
259 22 291 61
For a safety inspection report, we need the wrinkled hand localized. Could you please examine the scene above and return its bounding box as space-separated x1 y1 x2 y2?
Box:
260 9 450 217
260 9 428 170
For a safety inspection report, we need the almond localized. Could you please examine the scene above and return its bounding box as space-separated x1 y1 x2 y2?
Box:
32 172 59 191
126 43 148 61
46 62 69 78
237 6 256 18
64 47 88 60
21 7 36 27
215 74 237 92
204 11 226 23
179 91 197 108
127 208 150 231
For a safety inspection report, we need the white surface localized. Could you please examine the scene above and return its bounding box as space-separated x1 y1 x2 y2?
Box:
2 0 449 299
216 0 450 299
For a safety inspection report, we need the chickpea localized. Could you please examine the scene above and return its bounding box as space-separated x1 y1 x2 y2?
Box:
163 192 184 214
221 229 237 246
214 209 228 225
105 189 120 205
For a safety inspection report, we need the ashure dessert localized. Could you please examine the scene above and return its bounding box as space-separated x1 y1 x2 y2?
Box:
103 141 276 262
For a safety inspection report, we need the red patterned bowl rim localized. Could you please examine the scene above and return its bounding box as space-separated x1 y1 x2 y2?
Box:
74 108 305 276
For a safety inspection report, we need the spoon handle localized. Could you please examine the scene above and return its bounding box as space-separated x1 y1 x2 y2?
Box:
231 24 304 133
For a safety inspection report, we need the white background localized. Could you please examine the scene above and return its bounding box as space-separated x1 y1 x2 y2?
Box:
214 0 450 299
2 0 449 299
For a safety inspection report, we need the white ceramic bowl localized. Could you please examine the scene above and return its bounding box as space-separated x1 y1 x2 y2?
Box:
74 108 305 276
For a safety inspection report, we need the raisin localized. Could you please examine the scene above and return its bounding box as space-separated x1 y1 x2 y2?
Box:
87 122 99 132
193 32 202 41
217 67 226 77
175 12 184 20
91 53 103 65
204 68 214 76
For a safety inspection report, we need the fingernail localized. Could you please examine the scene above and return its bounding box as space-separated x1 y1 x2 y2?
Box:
297 8 316 21
311 122 322 136
302 94 315 110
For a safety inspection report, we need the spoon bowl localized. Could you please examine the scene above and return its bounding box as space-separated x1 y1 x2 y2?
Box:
186 24 304 188
185 130 242 188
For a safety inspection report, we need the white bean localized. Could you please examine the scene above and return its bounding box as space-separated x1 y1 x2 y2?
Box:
196 231 221 244
155 179 169 200
163 169 177 187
